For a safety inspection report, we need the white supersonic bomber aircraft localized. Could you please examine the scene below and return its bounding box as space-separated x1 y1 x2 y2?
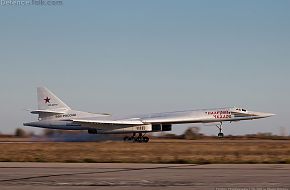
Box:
24 87 275 143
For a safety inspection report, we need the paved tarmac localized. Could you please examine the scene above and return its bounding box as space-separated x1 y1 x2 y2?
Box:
0 163 289 190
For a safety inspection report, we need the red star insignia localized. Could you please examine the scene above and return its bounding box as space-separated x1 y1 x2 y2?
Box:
44 97 50 103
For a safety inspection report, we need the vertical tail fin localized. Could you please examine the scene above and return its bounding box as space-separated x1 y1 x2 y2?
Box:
37 87 71 111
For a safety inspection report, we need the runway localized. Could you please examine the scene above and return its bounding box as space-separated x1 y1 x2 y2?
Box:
0 163 289 190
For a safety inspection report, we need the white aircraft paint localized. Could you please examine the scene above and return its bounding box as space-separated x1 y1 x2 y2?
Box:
24 87 275 142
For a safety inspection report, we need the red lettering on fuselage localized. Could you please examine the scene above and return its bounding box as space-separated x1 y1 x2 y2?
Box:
205 111 232 119
206 111 231 115
213 114 231 119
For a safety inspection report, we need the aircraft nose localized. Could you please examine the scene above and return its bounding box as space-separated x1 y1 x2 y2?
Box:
267 113 276 117
258 112 276 118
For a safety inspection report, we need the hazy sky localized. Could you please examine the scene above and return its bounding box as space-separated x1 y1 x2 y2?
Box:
0 0 289 135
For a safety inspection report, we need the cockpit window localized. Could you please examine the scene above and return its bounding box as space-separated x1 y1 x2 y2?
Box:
236 108 247 112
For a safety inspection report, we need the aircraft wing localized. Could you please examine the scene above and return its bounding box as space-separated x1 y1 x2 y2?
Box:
72 119 144 125
72 111 215 126
141 116 214 124
139 111 214 124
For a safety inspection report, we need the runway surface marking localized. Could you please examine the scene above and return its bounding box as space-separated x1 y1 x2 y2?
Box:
0 163 289 189
0 164 200 182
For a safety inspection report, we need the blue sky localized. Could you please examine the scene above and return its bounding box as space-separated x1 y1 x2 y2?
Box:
0 0 290 135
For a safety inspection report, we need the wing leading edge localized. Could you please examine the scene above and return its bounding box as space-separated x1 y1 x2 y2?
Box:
72 119 144 125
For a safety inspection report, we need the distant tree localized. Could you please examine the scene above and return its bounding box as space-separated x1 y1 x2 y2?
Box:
162 133 179 139
183 127 201 140
28 131 35 137
15 128 27 137
257 132 273 136
43 129 56 137
43 129 67 137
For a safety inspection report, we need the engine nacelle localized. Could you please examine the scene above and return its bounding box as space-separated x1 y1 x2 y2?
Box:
88 124 172 134
88 128 98 134
152 124 172 132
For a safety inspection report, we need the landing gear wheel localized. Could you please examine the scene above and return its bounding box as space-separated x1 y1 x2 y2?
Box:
136 137 142 143
216 122 225 138
124 133 150 143
123 136 128 141
143 136 149 143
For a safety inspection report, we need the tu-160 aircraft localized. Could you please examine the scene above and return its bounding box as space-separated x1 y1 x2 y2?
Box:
24 87 275 143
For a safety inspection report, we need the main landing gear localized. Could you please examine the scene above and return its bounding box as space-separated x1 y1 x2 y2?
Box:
123 133 149 143
216 122 224 137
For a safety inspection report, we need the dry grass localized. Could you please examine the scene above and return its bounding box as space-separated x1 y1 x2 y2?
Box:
0 139 290 164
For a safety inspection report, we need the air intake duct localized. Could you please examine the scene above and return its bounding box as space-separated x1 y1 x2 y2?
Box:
152 124 172 132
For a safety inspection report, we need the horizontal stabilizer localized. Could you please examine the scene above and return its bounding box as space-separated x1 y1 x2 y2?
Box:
28 109 67 114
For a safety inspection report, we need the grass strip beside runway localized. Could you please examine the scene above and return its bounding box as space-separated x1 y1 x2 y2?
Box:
0 139 290 164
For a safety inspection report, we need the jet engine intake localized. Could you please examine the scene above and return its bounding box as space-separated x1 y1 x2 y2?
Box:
88 128 98 134
152 124 172 132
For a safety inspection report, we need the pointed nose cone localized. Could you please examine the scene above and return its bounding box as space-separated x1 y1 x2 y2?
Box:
267 113 276 117
258 112 276 118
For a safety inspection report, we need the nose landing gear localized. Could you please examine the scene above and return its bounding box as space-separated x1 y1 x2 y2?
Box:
123 133 149 143
216 122 224 137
